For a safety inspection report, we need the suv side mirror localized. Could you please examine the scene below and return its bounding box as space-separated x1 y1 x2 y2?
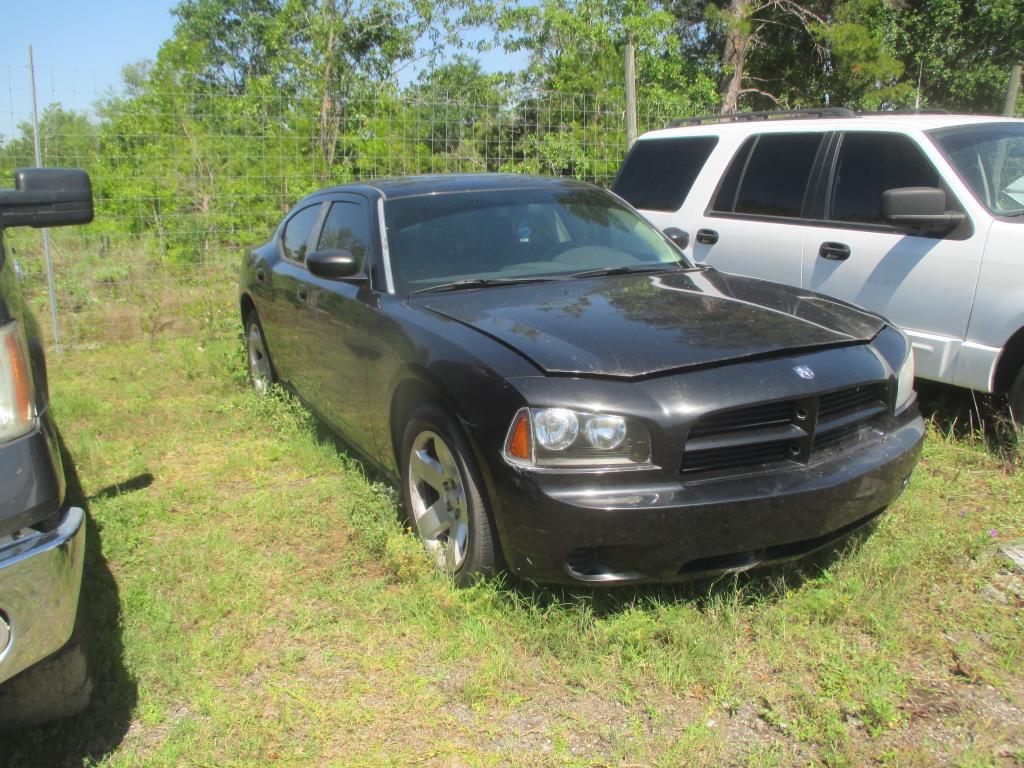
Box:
307 249 364 281
663 227 689 250
881 187 964 234
0 168 93 229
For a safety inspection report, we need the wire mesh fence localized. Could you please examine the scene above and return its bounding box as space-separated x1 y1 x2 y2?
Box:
1 68 686 348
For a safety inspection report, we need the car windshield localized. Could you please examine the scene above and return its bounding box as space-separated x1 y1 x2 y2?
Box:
383 186 688 294
930 122 1024 216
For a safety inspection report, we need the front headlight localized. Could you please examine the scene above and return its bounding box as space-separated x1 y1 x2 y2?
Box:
503 407 652 470
894 345 916 413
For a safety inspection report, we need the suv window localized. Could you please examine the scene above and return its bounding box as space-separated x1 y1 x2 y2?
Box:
830 133 940 224
613 137 718 212
318 202 371 267
281 204 321 262
713 133 824 218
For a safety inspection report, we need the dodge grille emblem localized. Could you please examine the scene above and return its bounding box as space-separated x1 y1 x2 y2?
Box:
794 365 815 380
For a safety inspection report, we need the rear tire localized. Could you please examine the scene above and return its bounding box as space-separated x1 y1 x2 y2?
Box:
0 635 92 731
400 403 497 586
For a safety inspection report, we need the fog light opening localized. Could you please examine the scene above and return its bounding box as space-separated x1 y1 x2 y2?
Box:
566 547 601 577
789 443 801 456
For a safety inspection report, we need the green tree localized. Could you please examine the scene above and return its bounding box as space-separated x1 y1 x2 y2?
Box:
882 0 1024 112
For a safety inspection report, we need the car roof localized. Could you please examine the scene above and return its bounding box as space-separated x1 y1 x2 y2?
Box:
308 173 593 202
638 113 1024 141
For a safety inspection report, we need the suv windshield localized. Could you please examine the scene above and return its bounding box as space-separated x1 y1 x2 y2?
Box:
930 123 1024 216
383 186 687 294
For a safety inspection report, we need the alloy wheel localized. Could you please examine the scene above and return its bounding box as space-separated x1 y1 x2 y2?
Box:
407 430 469 572
247 324 272 393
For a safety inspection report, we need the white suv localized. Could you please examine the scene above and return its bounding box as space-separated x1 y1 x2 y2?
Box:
613 110 1024 416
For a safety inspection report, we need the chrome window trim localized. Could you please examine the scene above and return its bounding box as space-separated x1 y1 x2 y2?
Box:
377 196 395 294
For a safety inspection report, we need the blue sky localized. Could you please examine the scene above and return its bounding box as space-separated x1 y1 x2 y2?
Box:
0 1 527 142
1 0 177 139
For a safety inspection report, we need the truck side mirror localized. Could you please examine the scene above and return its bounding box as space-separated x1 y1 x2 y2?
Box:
0 168 93 229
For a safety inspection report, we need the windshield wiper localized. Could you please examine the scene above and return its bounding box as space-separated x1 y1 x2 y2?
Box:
410 276 559 295
568 263 685 279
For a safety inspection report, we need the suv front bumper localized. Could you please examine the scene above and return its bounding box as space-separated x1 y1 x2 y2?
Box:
0 506 85 685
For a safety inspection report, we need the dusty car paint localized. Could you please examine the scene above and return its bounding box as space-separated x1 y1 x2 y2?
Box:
240 174 925 584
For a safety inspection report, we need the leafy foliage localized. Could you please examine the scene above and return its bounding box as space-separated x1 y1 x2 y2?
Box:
1 0 1021 273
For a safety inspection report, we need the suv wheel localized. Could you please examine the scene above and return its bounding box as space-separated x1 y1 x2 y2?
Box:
1009 366 1024 426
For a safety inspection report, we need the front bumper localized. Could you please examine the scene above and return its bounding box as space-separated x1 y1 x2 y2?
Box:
0 506 85 684
495 410 924 585
0 411 66 539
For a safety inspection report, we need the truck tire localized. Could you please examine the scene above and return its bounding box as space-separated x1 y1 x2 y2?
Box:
1010 366 1024 426
0 635 92 731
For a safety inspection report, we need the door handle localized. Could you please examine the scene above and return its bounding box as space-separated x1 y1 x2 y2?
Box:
695 228 719 245
297 286 308 302
818 242 851 261
255 267 267 283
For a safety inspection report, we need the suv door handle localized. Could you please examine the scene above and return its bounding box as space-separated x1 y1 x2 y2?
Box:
818 242 851 261
297 286 308 302
695 229 719 245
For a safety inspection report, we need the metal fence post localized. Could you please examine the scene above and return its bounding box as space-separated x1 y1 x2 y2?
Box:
624 40 638 149
27 45 63 354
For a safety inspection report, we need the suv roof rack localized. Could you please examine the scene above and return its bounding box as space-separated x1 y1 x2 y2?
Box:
668 108 856 128
855 109 952 116
666 107 962 129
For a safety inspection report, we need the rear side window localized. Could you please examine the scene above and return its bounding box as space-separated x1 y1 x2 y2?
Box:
713 133 824 218
318 202 372 267
281 204 321 262
829 133 940 224
613 137 718 212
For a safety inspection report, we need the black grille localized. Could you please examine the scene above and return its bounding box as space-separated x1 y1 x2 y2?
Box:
681 384 888 477
819 384 886 420
813 423 862 453
688 400 795 438
681 440 796 474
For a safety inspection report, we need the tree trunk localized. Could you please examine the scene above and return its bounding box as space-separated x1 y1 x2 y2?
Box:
719 0 751 114
318 0 339 177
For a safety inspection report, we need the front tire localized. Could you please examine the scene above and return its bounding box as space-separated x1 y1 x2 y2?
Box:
400 404 497 586
245 310 276 394
1009 366 1024 426
0 635 92 730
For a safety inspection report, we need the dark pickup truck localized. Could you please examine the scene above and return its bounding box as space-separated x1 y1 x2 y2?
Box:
0 168 94 729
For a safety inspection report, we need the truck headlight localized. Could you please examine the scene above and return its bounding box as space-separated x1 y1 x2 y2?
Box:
894 347 916 413
503 407 652 470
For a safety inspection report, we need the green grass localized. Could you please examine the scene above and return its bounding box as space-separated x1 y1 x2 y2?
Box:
1 333 1023 767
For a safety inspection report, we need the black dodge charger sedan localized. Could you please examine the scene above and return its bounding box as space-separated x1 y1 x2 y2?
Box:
239 174 924 586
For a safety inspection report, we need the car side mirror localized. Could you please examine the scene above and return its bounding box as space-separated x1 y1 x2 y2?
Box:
307 249 364 281
663 227 689 250
881 187 964 234
0 168 93 229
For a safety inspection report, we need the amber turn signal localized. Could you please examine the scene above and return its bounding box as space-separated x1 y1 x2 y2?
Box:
506 409 531 462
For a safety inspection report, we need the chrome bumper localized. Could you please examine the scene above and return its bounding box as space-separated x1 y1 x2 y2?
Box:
0 507 85 685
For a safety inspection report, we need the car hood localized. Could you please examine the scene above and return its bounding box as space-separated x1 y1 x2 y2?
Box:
415 268 885 378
